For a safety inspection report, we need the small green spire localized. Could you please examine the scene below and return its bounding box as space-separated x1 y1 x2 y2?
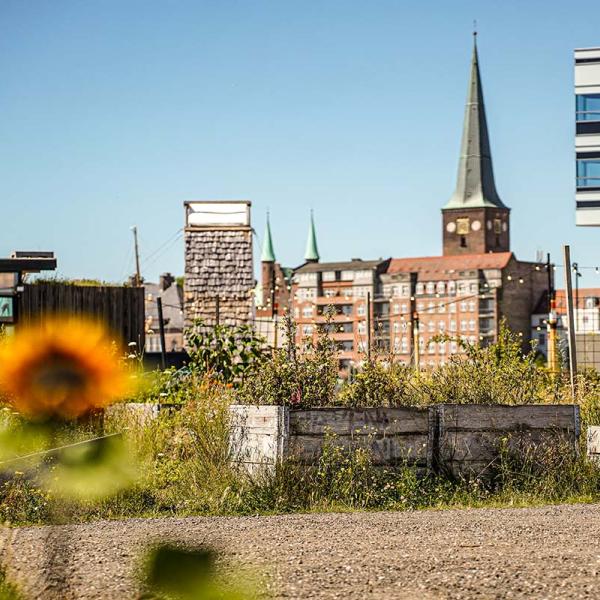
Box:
261 213 276 262
304 210 320 263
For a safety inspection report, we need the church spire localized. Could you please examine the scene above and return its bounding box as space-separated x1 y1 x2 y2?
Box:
304 210 320 263
444 34 506 210
261 212 276 262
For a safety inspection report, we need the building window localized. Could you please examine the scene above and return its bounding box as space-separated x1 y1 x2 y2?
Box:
393 303 400 314
428 341 436 354
357 304 365 316
417 301 425 312
469 319 476 331
450 341 458 353
577 158 600 189
468 300 476 312
302 306 313 318
393 322 400 333
460 320 468 332
428 321 435 333
449 320 457 332
438 302 446 313
358 321 366 334
426 282 435 294
448 281 456 295
576 94 600 122
436 281 446 294
459 301 467 312
322 271 336 282
400 284 410 297
294 307 299 318
449 302 457 314
302 325 313 336
401 337 408 353
401 303 408 314
416 283 425 295
428 302 435 313
438 322 446 332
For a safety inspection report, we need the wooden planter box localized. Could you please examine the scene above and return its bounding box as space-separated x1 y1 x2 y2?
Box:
230 404 580 478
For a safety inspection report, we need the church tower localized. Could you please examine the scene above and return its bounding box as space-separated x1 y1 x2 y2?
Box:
304 210 320 263
442 35 510 256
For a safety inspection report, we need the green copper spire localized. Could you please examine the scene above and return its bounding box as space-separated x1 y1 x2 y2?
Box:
444 35 506 210
261 213 276 262
304 211 320 263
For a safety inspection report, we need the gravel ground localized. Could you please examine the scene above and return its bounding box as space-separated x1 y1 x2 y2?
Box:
1 504 600 599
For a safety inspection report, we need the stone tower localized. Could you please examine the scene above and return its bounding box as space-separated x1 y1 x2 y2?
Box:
442 36 510 256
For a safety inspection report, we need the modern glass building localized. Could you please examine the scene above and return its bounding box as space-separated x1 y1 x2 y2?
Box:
575 47 600 225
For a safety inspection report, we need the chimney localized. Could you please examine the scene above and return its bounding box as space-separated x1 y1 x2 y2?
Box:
159 272 175 291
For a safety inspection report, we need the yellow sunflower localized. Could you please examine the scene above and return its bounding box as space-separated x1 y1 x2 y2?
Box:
0 317 131 420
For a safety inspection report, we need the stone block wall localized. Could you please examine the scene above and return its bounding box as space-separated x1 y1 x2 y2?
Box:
184 226 254 329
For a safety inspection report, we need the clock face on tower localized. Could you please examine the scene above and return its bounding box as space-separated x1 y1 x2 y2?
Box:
446 222 456 233
471 220 481 231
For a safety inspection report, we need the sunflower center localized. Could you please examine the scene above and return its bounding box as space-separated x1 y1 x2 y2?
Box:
30 353 89 394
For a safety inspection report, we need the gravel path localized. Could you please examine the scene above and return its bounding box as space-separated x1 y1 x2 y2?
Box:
1 504 600 599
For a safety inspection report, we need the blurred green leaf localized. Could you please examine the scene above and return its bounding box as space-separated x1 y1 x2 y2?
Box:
0 417 51 465
42 435 136 501
143 545 250 600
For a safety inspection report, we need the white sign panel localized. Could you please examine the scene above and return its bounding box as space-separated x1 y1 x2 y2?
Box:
186 201 250 227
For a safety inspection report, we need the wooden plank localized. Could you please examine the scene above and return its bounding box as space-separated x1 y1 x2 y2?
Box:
230 405 285 430
440 404 578 432
439 429 575 462
289 407 429 436
587 426 600 456
229 431 280 464
288 433 428 466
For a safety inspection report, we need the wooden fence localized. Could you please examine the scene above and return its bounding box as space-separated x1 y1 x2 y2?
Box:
18 282 145 346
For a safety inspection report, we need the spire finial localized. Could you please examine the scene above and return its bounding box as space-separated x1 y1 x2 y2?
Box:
473 20 477 39
304 210 320 263
261 211 276 262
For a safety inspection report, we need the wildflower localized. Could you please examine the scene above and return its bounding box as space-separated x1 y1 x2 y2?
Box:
0 317 131 420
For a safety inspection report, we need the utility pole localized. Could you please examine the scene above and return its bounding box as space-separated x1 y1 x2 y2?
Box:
563 245 578 398
413 311 420 372
131 226 142 287
546 253 559 377
573 262 581 319
366 292 372 361
271 285 278 349
156 296 167 370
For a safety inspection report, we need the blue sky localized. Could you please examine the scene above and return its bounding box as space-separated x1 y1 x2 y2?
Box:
1 0 600 286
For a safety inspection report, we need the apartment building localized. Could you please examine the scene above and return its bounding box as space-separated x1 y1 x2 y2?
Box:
575 46 600 226
292 258 390 369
